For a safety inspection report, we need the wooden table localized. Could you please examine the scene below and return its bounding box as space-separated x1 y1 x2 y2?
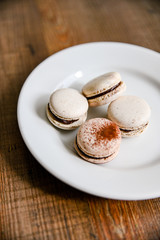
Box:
0 0 160 239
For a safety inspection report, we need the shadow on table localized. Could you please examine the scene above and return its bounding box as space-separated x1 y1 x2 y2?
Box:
3 128 93 201
0 77 93 204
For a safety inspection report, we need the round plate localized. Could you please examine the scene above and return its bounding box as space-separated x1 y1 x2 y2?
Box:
17 42 160 200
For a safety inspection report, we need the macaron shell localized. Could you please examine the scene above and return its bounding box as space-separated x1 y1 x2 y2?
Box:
46 105 87 130
121 123 149 137
76 118 121 158
82 72 121 97
74 139 119 164
107 96 151 129
49 88 88 120
88 81 126 107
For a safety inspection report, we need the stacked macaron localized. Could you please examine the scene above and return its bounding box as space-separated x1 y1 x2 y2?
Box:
46 71 151 164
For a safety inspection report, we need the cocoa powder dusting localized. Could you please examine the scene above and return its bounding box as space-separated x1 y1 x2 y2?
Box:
96 123 119 142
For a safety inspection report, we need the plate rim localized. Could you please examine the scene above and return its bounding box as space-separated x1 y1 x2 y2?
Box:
17 42 160 200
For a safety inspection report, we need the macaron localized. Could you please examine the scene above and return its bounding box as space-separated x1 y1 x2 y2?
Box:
74 118 121 164
46 88 88 130
107 96 151 137
82 72 126 107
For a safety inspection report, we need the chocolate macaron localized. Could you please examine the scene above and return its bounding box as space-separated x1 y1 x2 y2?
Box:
46 88 88 130
107 95 151 137
82 72 126 107
74 118 121 163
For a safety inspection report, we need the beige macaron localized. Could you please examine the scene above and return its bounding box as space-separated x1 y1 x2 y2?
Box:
82 72 126 107
46 88 88 130
107 95 151 137
74 118 121 163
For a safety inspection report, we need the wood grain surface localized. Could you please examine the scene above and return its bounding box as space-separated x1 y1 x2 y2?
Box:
0 0 160 239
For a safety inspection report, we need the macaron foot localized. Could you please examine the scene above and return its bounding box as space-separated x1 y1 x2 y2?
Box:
88 81 126 107
46 104 87 130
74 138 119 164
120 123 149 137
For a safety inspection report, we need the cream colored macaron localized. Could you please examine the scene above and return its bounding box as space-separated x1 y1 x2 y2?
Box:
107 96 151 137
46 88 88 130
74 118 121 163
82 72 126 107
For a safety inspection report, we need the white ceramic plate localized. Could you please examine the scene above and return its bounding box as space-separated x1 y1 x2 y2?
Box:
17 42 160 200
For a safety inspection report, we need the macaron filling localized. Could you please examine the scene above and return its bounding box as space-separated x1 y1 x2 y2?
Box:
75 137 114 159
119 123 148 132
48 104 78 124
86 81 122 100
